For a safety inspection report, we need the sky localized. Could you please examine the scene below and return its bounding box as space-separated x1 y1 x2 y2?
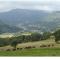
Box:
0 0 60 12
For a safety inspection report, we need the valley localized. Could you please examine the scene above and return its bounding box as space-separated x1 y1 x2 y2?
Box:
0 9 60 56
0 9 60 33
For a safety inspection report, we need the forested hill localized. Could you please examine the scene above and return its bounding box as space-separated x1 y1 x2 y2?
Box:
0 9 60 32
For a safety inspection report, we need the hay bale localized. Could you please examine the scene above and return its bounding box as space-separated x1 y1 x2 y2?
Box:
40 45 47 47
47 44 50 47
32 46 35 48
12 48 16 51
17 48 20 50
20 48 23 50
25 46 32 49
6 49 11 51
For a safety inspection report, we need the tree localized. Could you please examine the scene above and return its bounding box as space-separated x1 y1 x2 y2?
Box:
10 40 18 49
23 35 32 42
42 32 51 40
31 33 42 41
54 29 60 43
10 36 23 48
0 38 8 47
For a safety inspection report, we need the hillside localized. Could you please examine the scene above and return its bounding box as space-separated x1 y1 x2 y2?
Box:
0 9 60 32
0 20 23 33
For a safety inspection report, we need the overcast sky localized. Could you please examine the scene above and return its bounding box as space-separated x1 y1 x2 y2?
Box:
0 0 60 12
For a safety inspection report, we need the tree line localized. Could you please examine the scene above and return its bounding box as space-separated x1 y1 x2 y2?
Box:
0 32 51 47
0 30 60 48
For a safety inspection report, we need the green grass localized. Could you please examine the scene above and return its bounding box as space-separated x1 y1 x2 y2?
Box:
0 39 59 56
0 48 60 56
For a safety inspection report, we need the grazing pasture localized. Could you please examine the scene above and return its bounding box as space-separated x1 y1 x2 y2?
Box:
0 48 60 56
17 39 56 48
0 39 60 56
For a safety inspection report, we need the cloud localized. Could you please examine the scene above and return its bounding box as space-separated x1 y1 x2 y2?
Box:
0 0 60 12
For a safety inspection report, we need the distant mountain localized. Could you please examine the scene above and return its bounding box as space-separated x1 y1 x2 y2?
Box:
0 9 60 32
0 9 48 25
0 20 23 33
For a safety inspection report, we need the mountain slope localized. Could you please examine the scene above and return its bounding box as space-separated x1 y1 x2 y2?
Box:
0 20 23 33
0 9 49 25
0 9 60 32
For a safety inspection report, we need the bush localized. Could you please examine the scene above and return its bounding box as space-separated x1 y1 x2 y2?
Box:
0 38 8 47
42 32 51 40
54 29 60 42
31 33 42 41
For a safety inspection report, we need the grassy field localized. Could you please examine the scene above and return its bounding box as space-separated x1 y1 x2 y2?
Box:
17 38 59 48
0 38 60 56
0 48 60 56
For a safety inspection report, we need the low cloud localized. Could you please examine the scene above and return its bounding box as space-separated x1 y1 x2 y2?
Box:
0 0 60 12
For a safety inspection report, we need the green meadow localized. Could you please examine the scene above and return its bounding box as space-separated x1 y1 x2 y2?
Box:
0 48 60 56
